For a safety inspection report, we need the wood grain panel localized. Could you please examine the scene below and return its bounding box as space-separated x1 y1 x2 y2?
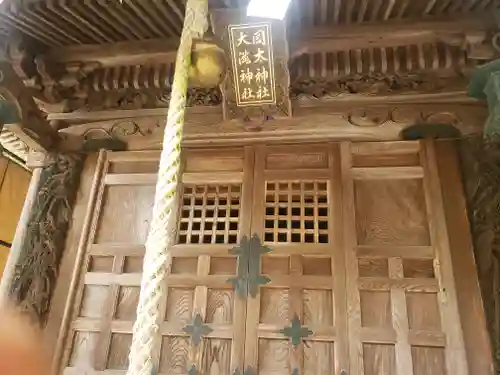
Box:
159 336 190 374
411 346 446 375
363 343 396 375
258 339 291 373
259 289 291 325
115 286 140 320
108 160 159 174
107 333 132 369
164 288 195 325
184 150 244 173
360 291 392 328
95 185 155 244
303 341 335 375
354 179 430 246
406 293 441 331
67 331 99 369
303 289 333 326
200 339 232 375
206 289 234 324
78 285 108 318
266 151 329 170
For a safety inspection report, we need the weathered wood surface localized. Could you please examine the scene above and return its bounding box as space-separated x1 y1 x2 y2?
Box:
44 142 490 375
0 156 30 274
460 137 500 374
0 61 57 151
9 153 83 325
54 102 487 150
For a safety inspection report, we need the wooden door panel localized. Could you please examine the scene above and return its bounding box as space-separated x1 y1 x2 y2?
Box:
58 148 254 375
340 141 468 375
49 141 479 375
245 144 348 375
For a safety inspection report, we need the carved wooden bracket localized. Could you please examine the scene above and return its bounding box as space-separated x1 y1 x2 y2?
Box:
0 59 57 151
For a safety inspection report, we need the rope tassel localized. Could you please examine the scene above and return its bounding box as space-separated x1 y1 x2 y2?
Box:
126 2 208 375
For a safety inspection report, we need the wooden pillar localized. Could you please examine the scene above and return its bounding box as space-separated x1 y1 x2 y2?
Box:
459 135 500 374
464 61 500 372
6 153 84 325
0 167 42 298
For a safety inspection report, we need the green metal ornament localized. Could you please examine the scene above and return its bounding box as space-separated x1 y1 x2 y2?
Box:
279 315 313 346
188 365 198 375
232 366 254 375
182 313 213 345
227 234 271 299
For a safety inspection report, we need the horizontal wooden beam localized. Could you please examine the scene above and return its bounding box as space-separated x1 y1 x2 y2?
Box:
45 38 180 68
44 13 496 69
46 91 476 125
56 101 487 151
291 13 496 57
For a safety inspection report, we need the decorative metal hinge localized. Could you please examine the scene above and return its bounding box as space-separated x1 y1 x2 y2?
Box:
232 366 254 375
227 234 271 299
182 313 213 345
279 315 313 346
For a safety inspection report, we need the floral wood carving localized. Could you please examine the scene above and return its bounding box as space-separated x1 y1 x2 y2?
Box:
65 88 222 112
9 153 84 325
291 73 469 99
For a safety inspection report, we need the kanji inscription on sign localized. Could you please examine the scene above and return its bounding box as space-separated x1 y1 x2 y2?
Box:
211 9 292 121
228 23 276 106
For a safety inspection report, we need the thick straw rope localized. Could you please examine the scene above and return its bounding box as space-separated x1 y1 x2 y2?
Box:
127 2 208 375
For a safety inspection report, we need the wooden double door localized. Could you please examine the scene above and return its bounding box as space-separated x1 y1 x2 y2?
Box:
49 141 479 375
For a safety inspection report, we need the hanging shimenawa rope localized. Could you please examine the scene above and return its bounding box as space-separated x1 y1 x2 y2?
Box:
126 1 208 375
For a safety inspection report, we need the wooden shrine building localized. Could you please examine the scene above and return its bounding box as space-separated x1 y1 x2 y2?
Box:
1 1 500 375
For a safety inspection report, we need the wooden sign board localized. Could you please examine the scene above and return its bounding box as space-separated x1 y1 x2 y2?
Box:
211 10 292 122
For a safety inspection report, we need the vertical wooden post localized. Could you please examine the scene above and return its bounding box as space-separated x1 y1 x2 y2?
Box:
5 153 83 325
0 167 42 299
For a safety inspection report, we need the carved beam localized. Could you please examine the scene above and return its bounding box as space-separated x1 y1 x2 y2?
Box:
9 153 84 325
0 60 57 151
55 102 487 150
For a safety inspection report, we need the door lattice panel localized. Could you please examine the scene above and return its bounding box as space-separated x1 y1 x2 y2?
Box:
264 181 329 243
245 145 348 375
178 184 242 245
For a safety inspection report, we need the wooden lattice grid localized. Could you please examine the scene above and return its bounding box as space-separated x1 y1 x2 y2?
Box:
177 184 242 245
264 181 329 243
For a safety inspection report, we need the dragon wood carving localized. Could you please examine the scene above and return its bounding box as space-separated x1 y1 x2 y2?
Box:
9 153 83 325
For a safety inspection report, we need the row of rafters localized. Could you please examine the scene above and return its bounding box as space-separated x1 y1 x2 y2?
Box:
0 0 496 47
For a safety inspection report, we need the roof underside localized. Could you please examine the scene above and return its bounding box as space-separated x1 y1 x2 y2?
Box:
0 0 495 46
0 0 495 162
